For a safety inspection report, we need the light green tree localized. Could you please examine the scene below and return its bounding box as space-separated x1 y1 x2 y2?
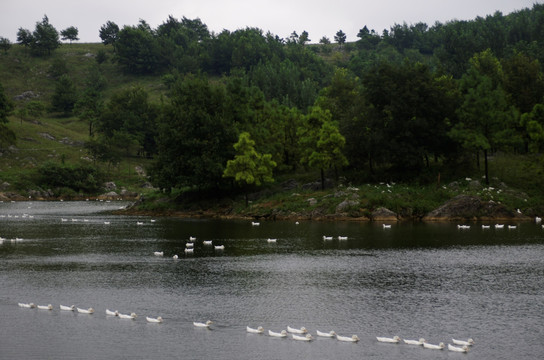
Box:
223 132 276 206
298 106 348 190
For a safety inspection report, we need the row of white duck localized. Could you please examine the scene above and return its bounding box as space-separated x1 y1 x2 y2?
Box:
17 302 165 323
375 335 474 353
246 325 474 352
17 302 473 351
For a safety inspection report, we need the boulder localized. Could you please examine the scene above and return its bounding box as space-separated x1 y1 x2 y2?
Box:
372 207 397 221
336 199 359 213
103 182 117 191
423 195 530 221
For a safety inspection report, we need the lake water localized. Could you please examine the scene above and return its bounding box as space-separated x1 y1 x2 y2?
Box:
1 201 543 359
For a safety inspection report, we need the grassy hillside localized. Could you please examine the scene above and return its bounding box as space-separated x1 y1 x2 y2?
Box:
0 43 160 196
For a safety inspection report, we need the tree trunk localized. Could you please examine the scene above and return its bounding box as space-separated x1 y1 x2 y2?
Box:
244 192 249 207
476 151 480 170
320 168 325 190
483 149 489 185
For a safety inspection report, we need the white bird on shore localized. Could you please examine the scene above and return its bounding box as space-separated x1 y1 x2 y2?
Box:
189 236 196 241
193 320 213 328
452 338 474 346
535 216 542 223
403 338 426 345
287 326 307 334
184 248 194 253
292 334 313 341
247 326 264 334
448 344 469 352
136 222 144 225
377 336 401 343
268 330 287 337
337 334 360 342
77 307 94 314
186 242 194 248
267 238 277 243
214 245 225 250
172 255 179 259
18 302 36 308
37 304 53 310
316 330 336 337
118 312 137 319
60 304 75 311
106 309 119 316
153 251 163 256
146 316 163 323
203 240 213 245
423 342 445 350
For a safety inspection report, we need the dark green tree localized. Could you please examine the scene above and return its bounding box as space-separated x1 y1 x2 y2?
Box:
334 30 347 46
51 74 77 115
99 21 120 49
0 81 15 149
151 75 236 191
60 26 79 44
31 15 60 56
115 21 162 74
16 28 33 47
0 37 12 53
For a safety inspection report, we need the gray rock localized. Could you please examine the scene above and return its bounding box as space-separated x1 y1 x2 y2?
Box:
306 198 317 206
372 207 397 220
103 182 117 191
39 133 56 141
0 182 10 191
14 91 39 101
336 199 359 213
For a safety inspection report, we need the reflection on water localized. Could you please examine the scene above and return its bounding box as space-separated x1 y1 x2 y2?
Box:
1 201 543 359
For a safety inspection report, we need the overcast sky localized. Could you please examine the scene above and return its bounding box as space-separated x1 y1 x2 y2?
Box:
1 0 539 43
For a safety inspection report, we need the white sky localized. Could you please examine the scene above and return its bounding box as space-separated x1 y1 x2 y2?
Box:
0 0 539 43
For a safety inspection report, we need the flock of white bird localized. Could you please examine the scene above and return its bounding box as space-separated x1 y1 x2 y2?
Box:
14 302 476 351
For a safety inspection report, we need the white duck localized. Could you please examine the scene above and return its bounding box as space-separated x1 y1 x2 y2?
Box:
203 240 213 245
251 222 260 226
189 236 197 241
322 236 333 240
267 238 277 243
382 224 392 229
247 326 265 334
403 338 426 345
172 255 179 259
153 251 164 256
508 225 517 229
37 304 53 310
118 312 137 319
452 338 474 346
106 309 119 316
337 334 360 342
338 236 348 240
287 326 308 334
184 248 194 254
423 342 445 350
77 307 94 314
186 243 194 248
18 302 36 308
214 245 225 250
292 334 313 341
536 216 542 223
377 336 401 343
448 344 469 352
495 224 504 229
60 304 75 311
193 320 213 328
268 330 287 337
482 224 490 229
316 330 336 337
146 316 163 323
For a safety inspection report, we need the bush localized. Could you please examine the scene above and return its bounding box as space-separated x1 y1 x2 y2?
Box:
37 161 104 193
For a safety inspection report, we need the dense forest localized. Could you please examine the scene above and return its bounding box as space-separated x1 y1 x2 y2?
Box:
1 4 544 204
